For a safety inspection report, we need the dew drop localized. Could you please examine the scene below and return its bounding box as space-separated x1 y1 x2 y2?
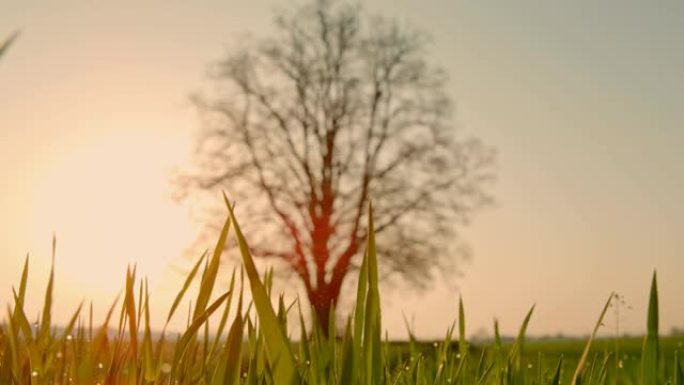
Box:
161 363 172 374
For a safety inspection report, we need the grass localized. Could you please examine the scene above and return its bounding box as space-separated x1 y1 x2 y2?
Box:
1 201 682 384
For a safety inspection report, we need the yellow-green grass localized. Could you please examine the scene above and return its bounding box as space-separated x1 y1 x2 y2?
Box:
1 201 681 385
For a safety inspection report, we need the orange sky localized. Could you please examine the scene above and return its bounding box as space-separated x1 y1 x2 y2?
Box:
1 0 683 339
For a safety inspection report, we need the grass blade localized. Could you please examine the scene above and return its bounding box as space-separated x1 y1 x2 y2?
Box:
142 279 157 381
641 271 659 385
212 289 244 385
225 193 300 385
549 356 563 385
507 305 535 372
363 202 382 385
60 301 83 344
459 296 467 360
675 351 681 385
571 292 614 385
167 251 207 326
39 235 57 344
208 267 238 360
352 248 369 382
124 266 139 361
17 255 29 309
476 361 495 385
172 290 231 371
4 306 21 383
493 318 502 359
92 293 120 358
194 210 231 320
11 288 33 343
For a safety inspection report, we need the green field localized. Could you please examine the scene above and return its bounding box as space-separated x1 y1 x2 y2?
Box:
1 205 682 384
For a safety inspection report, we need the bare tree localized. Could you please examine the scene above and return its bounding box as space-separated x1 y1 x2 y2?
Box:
179 0 495 332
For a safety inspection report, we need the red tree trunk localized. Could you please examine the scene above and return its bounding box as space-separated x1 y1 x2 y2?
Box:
307 279 343 336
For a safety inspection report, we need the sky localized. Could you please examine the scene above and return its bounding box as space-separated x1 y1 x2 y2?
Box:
0 0 682 339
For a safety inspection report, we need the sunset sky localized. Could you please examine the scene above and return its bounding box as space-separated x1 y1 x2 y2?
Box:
1 0 682 339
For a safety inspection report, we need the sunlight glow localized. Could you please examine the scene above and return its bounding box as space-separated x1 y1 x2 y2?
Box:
26 129 196 308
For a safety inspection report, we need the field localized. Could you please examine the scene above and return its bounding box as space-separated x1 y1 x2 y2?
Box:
1 203 682 385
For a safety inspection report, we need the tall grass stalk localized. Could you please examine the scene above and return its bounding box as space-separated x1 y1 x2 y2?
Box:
0 203 676 385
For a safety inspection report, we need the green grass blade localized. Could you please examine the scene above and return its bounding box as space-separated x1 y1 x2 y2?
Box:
493 318 502 357
172 290 231 372
142 279 157 381
209 267 237 360
549 356 563 385
224 296 245 385
194 211 231 320
571 292 614 385
60 301 83 344
363 202 382 385
476 362 495 385
124 266 139 360
137 275 144 332
507 305 535 372
459 296 467 360
641 271 659 385
10 255 31 350
675 351 681 385
353 248 369 382
224 194 300 385
11 288 33 343
17 255 29 308
339 318 354 385
4 306 21 383
674 350 683 385
39 235 57 344
213 291 244 385
92 293 120 357
167 250 207 326
595 352 612 385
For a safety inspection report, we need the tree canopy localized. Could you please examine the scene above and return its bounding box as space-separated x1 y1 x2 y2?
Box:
179 0 495 331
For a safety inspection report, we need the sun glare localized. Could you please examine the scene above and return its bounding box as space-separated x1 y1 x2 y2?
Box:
26 129 196 311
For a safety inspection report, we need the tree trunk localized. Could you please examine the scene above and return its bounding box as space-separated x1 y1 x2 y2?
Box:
307 280 343 336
